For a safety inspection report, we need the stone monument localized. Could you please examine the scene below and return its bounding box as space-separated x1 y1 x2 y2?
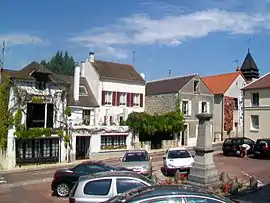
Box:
188 113 219 186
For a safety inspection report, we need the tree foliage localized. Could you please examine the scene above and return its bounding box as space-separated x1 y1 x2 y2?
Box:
125 109 184 137
0 75 11 148
41 50 75 76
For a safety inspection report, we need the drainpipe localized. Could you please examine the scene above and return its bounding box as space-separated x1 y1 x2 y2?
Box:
221 95 224 141
242 92 245 138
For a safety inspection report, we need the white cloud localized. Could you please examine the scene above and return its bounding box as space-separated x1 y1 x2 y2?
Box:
0 34 43 46
69 8 270 59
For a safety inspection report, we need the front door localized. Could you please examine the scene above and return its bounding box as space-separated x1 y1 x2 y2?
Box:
76 136 91 160
180 125 188 146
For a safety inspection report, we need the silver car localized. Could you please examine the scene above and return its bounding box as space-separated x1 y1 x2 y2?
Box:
119 150 153 177
69 171 155 203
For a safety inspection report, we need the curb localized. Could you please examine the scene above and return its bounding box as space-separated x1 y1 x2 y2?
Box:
0 147 222 175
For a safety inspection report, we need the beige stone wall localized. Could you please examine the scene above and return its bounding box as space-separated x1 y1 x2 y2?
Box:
161 140 178 149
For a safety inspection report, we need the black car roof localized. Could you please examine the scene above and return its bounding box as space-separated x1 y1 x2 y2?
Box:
108 185 233 202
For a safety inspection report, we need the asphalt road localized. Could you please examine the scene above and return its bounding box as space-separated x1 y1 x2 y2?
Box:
2 145 270 203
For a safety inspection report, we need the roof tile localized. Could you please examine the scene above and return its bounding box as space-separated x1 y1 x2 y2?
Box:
242 73 270 90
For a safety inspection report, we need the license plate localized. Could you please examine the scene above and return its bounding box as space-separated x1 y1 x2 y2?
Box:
255 151 260 154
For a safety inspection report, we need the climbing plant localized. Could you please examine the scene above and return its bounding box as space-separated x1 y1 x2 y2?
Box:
0 74 11 148
126 107 184 140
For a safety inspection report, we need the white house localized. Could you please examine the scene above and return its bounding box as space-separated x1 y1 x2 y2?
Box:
203 70 247 141
67 53 146 161
0 62 69 170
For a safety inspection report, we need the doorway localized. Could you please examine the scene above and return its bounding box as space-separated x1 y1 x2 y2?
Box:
180 125 188 146
76 136 91 160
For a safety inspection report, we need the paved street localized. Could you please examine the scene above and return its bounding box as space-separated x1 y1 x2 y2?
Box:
1 150 270 202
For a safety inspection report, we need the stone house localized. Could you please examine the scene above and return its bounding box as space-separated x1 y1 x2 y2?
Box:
242 72 270 141
145 74 214 148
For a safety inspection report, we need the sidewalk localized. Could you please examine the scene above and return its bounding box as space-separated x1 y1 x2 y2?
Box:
0 144 222 174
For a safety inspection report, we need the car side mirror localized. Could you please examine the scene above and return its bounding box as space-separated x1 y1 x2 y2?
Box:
192 155 195 158
162 156 166 160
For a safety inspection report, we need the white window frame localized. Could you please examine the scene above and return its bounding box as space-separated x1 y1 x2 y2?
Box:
250 115 259 131
198 101 210 113
133 94 140 107
119 93 127 106
105 92 112 105
181 99 191 116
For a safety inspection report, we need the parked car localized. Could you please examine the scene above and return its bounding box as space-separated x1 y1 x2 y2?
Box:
51 161 131 197
119 150 153 178
222 137 254 157
105 184 236 203
163 147 194 176
69 171 156 203
253 138 270 158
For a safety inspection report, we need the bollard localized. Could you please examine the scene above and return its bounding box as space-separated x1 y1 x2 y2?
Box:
230 180 239 194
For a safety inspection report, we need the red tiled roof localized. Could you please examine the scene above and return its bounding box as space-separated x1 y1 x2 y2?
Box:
202 71 244 95
242 72 270 90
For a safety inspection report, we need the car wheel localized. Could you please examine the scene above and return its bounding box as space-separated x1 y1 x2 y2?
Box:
56 182 70 197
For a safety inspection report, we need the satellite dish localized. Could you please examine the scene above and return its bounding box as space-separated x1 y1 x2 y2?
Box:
140 73 145 79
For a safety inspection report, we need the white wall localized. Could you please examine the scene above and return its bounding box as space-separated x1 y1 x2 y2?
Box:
224 75 246 134
98 80 145 125
84 60 100 102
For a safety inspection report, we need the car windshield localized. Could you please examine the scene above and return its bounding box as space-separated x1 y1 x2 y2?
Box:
167 150 191 159
123 152 148 162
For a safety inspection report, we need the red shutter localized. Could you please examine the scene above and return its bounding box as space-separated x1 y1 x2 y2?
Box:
102 91 106 105
112 91 116 106
140 94 143 107
127 93 131 107
117 92 120 106
131 93 134 107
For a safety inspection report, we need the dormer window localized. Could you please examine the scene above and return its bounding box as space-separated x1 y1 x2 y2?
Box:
193 80 199 93
36 80 46 90
79 86 88 96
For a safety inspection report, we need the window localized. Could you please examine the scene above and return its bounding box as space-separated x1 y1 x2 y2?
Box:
250 115 259 131
244 138 254 146
100 135 127 150
79 86 88 96
119 116 124 123
26 103 46 128
123 151 149 162
82 109 91 125
120 93 126 105
84 179 112 196
234 98 238 110
193 80 199 93
72 164 108 174
35 80 46 90
110 116 113 125
143 198 184 203
167 150 191 159
252 93 259 106
105 92 112 105
201 101 207 113
181 100 189 115
185 196 224 202
116 179 147 194
133 94 140 106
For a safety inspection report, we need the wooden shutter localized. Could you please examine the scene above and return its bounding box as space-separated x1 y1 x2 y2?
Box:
198 101 202 113
112 91 116 106
131 93 134 107
207 102 210 113
127 93 131 107
140 94 143 107
102 91 106 105
117 92 120 106
188 100 192 116
46 103 54 128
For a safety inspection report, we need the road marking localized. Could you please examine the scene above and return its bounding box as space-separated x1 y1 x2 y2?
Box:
32 170 55 176
216 162 224 165
0 176 6 184
240 170 263 184
0 177 53 189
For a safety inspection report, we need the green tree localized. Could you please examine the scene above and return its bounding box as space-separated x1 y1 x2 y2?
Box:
41 50 75 76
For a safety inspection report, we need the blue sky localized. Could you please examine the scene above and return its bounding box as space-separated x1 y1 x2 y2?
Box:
1 0 270 80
